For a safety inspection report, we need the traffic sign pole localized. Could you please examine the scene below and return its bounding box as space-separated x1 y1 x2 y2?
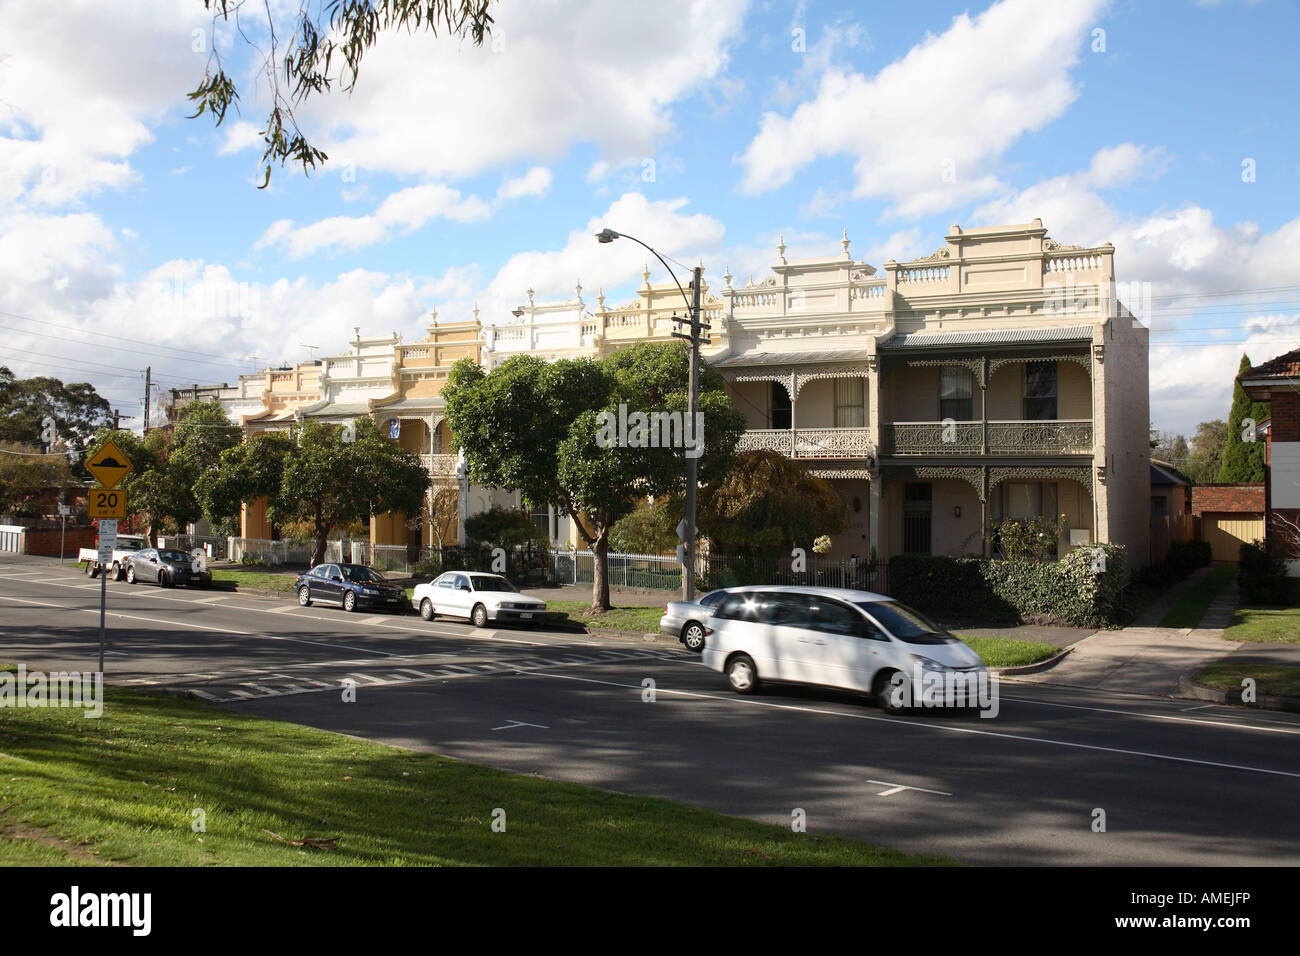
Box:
99 567 106 676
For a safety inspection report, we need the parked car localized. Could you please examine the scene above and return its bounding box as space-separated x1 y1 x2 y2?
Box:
701 586 986 712
411 571 546 628
79 534 147 581
660 587 745 652
125 548 212 588
295 563 407 613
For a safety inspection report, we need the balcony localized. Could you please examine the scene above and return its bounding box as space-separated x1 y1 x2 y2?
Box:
421 453 458 477
738 427 874 459
883 420 1093 457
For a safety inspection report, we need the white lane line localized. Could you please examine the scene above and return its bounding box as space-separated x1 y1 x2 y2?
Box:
241 683 277 694
1001 694 1300 736
189 690 220 701
866 779 952 797
1181 704 1215 712
0 594 64 608
523 671 1300 781
227 689 254 698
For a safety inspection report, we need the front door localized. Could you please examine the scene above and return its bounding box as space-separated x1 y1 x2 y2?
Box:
902 483 932 554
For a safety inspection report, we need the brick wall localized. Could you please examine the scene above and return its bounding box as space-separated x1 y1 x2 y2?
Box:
1273 392 1300 443
1191 484 1266 515
23 526 97 557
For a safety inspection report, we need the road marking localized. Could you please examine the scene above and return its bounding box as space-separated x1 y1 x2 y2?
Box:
1002 693 1300 736
866 779 952 797
241 683 277 694
189 690 220 701
492 720 549 731
522 671 1300 781
1181 704 1215 712
0 594 64 608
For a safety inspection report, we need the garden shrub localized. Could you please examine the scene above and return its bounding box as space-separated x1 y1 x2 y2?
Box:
889 543 1126 628
1238 540 1288 605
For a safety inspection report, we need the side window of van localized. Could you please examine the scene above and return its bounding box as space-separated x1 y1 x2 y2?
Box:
809 599 861 636
763 593 813 627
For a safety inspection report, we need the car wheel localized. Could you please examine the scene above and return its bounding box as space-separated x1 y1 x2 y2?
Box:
85 561 96 578
298 586 312 607
158 570 171 588
126 565 136 585
471 604 488 629
343 591 357 612
726 654 760 694
111 561 123 581
420 598 435 621
874 670 908 714
681 621 707 653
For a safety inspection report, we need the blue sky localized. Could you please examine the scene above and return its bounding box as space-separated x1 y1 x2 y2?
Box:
2 0 1298 442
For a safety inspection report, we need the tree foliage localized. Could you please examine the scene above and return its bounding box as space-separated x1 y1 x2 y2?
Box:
1184 419 1229 485
201 418 428 564
692 449 849 554
0 442 74 516
444 342 746 609
190 0 495 187
0 366 113 470
1218 354 1269 483
464 506 543 550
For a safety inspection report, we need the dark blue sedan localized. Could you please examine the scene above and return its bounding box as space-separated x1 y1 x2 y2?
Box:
295 563 407 613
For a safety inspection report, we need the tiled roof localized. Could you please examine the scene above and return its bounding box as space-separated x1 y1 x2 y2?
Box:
1244 348 1300 379
880 325 1094 349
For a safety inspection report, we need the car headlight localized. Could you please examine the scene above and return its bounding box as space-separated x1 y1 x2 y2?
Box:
909 654 948 672
361 587 379 595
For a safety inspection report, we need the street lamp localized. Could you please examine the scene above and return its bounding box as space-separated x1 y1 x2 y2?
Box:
595 227 708 601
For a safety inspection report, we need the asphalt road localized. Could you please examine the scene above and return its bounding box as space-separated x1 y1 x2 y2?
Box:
3 554 1298 866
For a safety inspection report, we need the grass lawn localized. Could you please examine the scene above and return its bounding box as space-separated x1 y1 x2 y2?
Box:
1224 605 1300 644
0 689 949 867
208 568 299 592
545 600 665 633
1160 563 1237 628
1193 660 1300 699
955 636 1059 669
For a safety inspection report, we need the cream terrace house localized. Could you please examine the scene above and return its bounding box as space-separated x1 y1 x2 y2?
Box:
483 219 1150 570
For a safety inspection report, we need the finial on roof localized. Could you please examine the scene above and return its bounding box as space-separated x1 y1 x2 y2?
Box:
575 281 583 298
473 301 480 322
430 306 438 324
642 263 651 284
597 288 605 308
722 266 732 289
841 227 851 259
777 233 786 261
526 288 534 304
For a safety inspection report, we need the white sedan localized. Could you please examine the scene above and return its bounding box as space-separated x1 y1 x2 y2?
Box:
411 571 547 629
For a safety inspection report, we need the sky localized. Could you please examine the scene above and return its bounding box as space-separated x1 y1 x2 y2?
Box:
1 0 1298 447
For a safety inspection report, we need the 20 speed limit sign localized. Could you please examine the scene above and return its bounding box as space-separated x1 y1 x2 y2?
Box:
88 488 127 520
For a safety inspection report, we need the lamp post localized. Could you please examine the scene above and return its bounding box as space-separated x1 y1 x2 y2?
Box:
595 228 708 601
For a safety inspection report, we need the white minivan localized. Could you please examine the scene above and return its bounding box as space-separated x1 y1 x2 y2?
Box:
701 586 987 712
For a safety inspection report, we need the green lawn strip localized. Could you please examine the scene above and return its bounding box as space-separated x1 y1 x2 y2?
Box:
1159 563 1237 629
208 568 299 592
1193 660 1300 699
0 689 949 867
1224 605 1300 644
545 600 665 633
955 636 1059 669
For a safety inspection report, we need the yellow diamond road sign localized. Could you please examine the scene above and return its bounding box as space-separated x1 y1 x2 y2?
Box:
86 439 133 490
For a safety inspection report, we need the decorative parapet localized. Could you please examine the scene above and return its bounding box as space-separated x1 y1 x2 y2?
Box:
738 427 874 460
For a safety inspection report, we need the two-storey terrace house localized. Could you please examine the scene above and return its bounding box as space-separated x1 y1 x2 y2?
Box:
484 219 1150 570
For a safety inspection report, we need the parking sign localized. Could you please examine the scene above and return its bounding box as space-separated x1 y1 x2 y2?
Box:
97 519 118 565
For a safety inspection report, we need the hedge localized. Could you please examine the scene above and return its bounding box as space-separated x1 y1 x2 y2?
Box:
888 544 1127 628
1238 541 1289 604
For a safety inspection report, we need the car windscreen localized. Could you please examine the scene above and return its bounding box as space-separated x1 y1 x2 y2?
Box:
158 550 190 562
855 601 955 645
471 576 517 592
698 590 727 608
342 566 386 584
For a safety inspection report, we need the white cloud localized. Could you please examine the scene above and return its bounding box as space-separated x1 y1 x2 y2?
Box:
254 171 549 259
293 0 749 180
737 0 1107 217
0 0 211 210
486 191 727 307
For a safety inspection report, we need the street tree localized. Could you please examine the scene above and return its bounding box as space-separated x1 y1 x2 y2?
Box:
0 442 74 516
278 418 429 565
444 342 745 610
196 430 297 530
0 366 113 468
1218 354 1269 482
190 0 495 187
1183 419 1229 485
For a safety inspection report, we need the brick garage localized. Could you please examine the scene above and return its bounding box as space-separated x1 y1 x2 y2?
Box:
1191 484 1266 515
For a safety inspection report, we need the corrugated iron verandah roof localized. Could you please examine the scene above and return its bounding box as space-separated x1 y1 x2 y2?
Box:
879 325 1094 350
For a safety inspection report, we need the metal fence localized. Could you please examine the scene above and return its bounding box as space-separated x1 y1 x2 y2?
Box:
160 534 228 560
548 550 887 595
228 537 315 566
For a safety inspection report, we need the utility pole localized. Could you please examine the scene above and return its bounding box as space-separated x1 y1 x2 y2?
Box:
142 366 151 435
672 265 709 601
